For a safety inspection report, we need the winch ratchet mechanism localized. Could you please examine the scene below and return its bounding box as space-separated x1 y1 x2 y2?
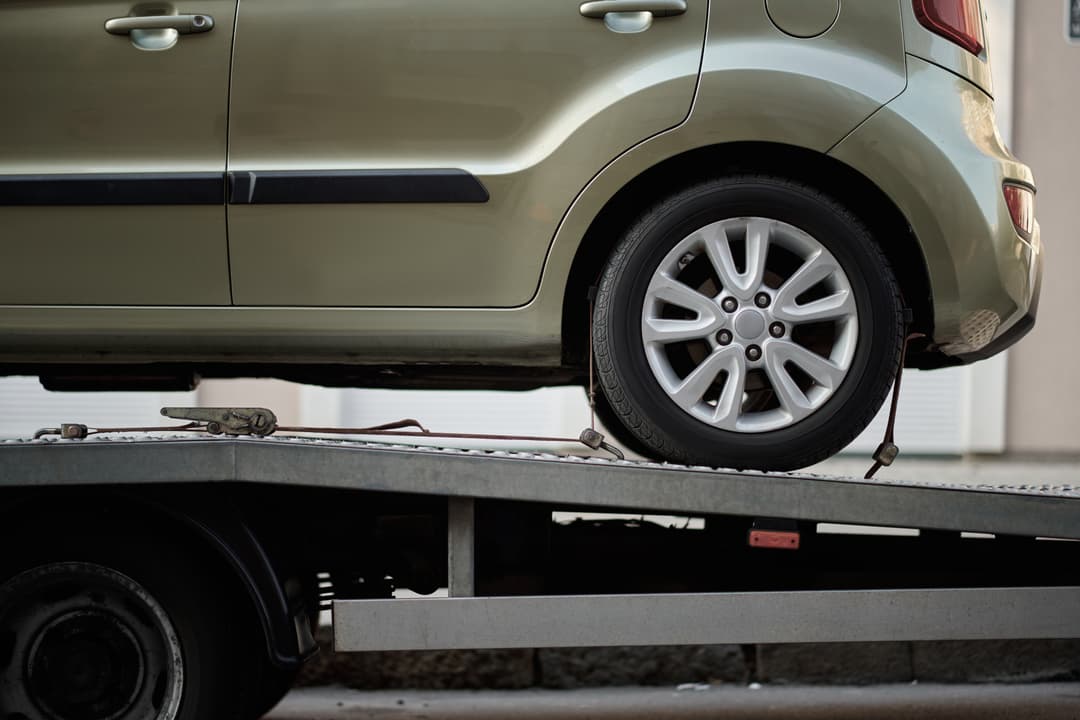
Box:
161 407 278 436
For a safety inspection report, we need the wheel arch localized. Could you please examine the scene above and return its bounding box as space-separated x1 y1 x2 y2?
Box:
0 488 310 672
561 141 935 368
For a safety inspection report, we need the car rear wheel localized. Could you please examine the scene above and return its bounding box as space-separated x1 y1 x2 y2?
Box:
592 176 904 471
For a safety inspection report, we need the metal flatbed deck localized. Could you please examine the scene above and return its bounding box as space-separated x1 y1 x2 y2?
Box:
3 434 1078 539
4 433 1079 652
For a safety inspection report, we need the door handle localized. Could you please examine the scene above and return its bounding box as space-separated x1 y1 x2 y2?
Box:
105 14 215 35
579 0 687 19
105 13 213 51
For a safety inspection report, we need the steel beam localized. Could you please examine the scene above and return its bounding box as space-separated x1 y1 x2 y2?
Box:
333 587 1080 651
447 497 475 597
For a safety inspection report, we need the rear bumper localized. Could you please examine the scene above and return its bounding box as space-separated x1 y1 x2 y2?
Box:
951 309 1035 364
951 246 1041 364
830 55 1043 359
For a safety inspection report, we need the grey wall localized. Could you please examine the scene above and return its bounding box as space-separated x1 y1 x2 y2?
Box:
1007 1 1080 453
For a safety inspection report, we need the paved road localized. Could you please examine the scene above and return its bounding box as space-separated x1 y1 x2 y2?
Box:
267 683 1080 720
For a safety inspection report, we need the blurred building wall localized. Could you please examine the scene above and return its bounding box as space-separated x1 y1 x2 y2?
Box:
1006 1 1080 453
197 379 304 425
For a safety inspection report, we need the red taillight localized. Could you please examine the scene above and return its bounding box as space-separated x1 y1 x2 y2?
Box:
1003 184 1035 240
913 0 985 56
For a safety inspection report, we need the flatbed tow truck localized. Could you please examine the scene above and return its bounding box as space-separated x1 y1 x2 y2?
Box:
1 408 1078 719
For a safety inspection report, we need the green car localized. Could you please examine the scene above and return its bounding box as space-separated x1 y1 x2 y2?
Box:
0 0 1041 471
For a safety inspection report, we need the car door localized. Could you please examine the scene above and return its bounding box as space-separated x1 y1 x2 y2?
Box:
227 0 706 307
0 2 236 306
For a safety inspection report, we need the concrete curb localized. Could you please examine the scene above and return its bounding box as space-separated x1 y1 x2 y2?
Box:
297 630 1080 689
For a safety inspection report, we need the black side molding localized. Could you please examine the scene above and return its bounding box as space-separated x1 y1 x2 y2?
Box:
0 173 224 205
0 170 489 205
227 169 489 204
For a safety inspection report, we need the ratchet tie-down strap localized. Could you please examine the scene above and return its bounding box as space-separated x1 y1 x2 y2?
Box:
864 324 926 480
33 409 626 460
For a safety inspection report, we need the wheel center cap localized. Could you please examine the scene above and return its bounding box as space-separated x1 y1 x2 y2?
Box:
734 310 766 340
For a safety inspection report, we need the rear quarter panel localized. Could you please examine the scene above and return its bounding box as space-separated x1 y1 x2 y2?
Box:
534 0 908 320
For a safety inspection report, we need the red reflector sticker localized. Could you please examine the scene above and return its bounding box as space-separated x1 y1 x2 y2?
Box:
749 530 801 550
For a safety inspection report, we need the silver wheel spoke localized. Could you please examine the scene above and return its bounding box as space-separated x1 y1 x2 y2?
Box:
774 250 838 308
769 340 846 390
643 317 716 344
702 219 770 300
774 289 855 324
647 274 718 319
764 349 814 421
712 352 747 430
670 347 736 412
743 218 771 292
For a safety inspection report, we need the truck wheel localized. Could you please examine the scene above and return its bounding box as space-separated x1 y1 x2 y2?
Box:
0 534 262 720
592 176 903 471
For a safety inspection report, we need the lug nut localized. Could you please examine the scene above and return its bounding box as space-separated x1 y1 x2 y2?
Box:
746 345 762 361
769 322 785 338
717 330 733 346
755 292 771 308
721 297 738 313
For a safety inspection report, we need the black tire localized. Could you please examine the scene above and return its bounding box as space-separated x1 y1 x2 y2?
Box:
250 662 299 719
592 176 903 471
585 386 657 459
0 523 264 720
